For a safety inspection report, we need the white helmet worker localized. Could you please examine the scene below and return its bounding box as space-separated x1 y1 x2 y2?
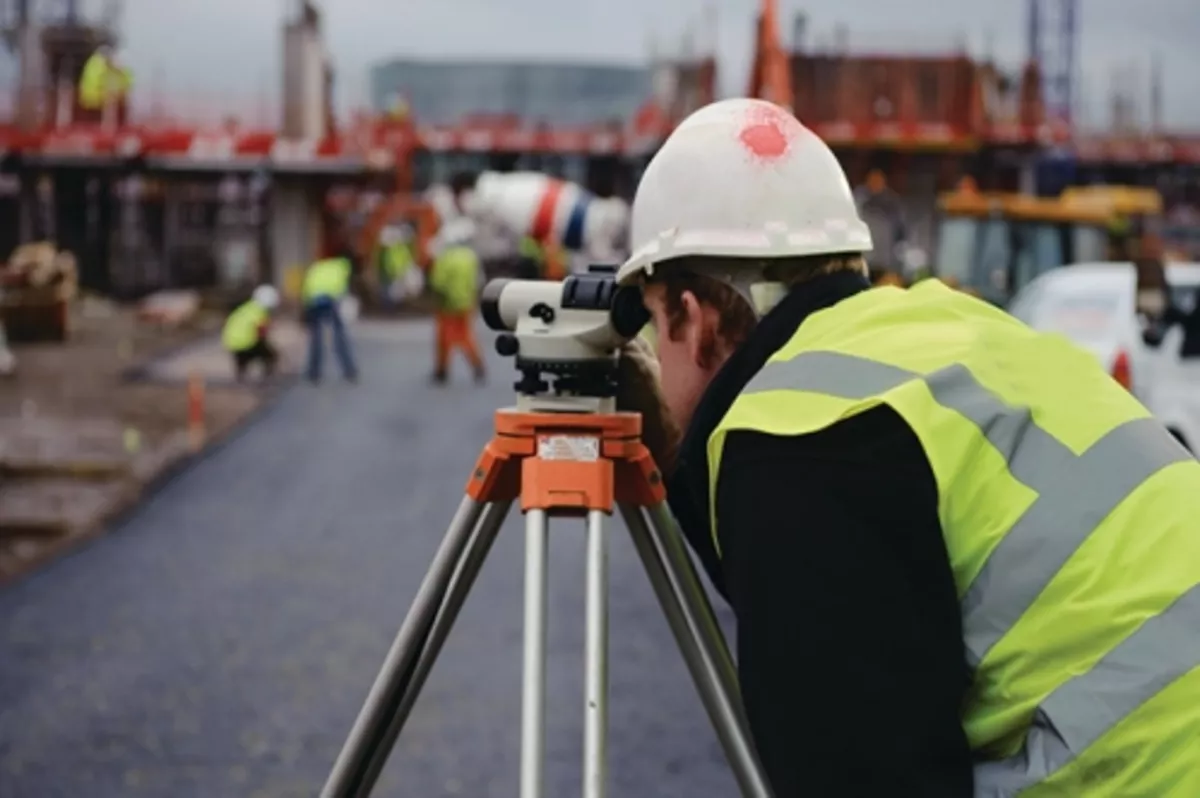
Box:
432 216 477 255
616 98 872 289
252 284 280 310
379 225 402 246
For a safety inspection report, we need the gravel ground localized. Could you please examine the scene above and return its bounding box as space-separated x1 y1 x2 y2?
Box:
0 318 742 798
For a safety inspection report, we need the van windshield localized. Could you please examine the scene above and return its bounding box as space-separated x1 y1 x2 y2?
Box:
1036 292 1123 340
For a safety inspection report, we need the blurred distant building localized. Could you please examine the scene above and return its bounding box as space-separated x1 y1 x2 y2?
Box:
369 58 653 129
364 57 700 194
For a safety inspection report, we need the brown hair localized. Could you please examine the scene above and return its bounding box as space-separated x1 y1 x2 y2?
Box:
645 253 866 368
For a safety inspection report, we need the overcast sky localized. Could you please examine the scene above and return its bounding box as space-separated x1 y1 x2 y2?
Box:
112 0 1199 130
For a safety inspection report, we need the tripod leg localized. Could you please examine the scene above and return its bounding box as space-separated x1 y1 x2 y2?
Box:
322 496 490 798
334 499 513 797
521 509 550 798
582 509 609 798
619 503 774 798
642 503 745 721
387 500 513 732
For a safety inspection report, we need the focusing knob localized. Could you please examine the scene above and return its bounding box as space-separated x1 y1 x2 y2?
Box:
495 333 519 357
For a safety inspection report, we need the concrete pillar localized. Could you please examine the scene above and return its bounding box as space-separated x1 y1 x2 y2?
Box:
1018 154 1038 196
17 177 37 244
269 177 322 293
162 182 180 289
281 12 327 140
271 6 328 286
14 23 44 131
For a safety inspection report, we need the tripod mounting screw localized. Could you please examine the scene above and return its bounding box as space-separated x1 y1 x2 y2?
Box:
495 333 519 357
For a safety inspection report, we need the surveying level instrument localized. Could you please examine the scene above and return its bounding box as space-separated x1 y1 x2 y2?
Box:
322 265 773 797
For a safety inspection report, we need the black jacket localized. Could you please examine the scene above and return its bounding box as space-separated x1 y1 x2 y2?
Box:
667 271 974 797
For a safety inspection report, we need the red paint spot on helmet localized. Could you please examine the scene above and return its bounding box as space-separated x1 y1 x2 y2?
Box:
738 103 796 159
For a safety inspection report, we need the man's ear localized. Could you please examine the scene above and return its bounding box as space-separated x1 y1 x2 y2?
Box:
678 290 708 366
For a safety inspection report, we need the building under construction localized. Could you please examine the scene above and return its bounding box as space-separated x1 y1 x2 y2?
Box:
0 0 718 301
745 0 1200 266
0 0 1195 300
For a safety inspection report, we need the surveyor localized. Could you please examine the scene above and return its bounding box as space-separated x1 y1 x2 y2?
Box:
301 246 358 384
428 217 485 385
613 97 1200 797
222 284 280 382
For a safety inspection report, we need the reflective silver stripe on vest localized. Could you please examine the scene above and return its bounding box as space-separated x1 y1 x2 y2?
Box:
972 583 1200 795
741 351 1198 784
744 351 1191 664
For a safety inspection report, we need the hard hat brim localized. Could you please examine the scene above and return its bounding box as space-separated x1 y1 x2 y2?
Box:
616 223 874 285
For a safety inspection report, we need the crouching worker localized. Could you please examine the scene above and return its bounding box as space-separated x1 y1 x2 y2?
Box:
429 218 486 385
222 284 280 382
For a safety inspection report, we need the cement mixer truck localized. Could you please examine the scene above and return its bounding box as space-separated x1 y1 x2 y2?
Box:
425 170 631 279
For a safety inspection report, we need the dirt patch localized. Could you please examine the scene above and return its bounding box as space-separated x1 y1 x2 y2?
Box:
0 297 274 583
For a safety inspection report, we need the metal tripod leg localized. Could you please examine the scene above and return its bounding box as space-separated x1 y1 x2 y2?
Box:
619 502 774 798
355 499 513 789
388 499 514 730
322 497 509 798
583 509 608 798
521 509 549 798
520 508 611 798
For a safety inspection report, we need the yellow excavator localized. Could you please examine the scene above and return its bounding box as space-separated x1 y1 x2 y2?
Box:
929 180 1164 305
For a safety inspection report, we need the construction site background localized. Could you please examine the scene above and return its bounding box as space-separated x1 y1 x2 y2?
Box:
0 0 1193 610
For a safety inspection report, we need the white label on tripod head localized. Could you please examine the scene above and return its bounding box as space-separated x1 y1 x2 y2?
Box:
538 435 600 462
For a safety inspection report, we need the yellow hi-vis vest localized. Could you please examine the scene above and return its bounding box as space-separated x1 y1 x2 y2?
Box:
707 279 1200 797
302 257 351 302
78 53 131 110
518 235 544 264
429 245 480 313
381 243 413 280
221 299 268 352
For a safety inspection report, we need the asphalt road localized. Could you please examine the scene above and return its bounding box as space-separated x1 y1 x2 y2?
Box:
0 319 741 798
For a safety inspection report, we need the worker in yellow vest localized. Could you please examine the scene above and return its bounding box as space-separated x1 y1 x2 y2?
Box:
516 235 543 280
222 285 280 382
428 218 485 385
301 249 358 384
613 99 1200 796
516 234 567 281
78 45 132 123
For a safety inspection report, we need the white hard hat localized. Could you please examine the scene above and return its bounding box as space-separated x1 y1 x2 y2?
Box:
616 98 872 285
252 284 280 310
436 217 477 250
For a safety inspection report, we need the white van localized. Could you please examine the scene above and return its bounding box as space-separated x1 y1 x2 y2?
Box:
1007 262 1200 452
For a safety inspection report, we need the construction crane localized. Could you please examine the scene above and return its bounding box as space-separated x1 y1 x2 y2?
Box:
747 0 792 109
1028 0 1079 195
1027 0 1078 127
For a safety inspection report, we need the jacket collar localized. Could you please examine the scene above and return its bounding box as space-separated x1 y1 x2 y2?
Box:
668 270 871 532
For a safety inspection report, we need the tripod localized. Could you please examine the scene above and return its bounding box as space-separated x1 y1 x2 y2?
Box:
321 406 773 797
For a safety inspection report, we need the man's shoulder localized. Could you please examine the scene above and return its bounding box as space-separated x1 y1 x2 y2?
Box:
720 403 927 467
